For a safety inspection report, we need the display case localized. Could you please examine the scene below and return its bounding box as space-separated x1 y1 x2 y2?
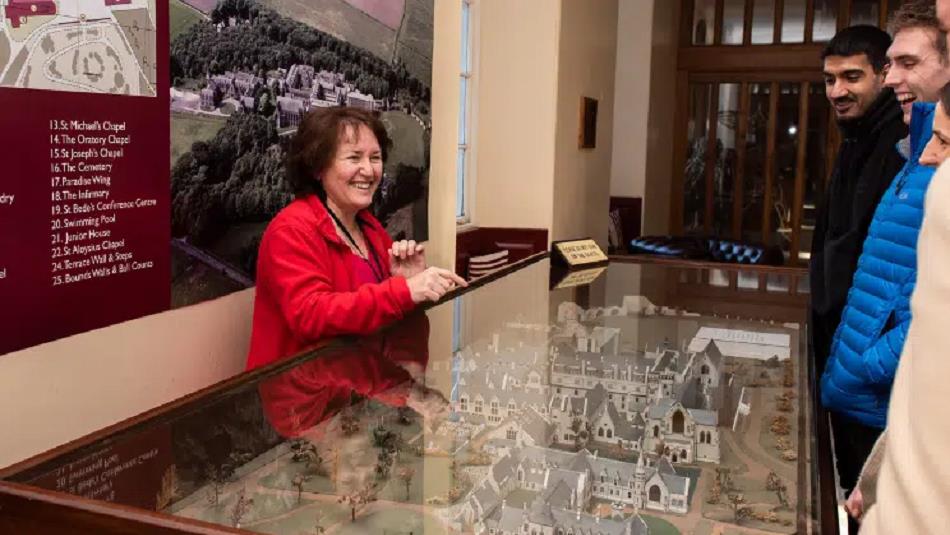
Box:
0 254 835 534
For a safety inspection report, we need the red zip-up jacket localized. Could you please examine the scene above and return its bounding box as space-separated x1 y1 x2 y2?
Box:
246 195 416 370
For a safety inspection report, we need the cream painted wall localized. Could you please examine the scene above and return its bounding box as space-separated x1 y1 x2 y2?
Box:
609 0 679 236
642 0 679 235
0 289 254 468
427 0 461 271
552 0 618 249
609 0 654 200
472 0 560 231
425 0 461 386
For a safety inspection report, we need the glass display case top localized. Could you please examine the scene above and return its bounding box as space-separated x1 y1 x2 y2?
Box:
3 258 814 535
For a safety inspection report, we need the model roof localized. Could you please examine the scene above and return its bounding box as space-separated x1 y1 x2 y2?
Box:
687 408 718 426
605 403 644 442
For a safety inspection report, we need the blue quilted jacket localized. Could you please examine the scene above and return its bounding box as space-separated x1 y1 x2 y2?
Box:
819 102 937 428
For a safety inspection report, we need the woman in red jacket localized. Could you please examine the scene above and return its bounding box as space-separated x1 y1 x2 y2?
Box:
246 107 466 370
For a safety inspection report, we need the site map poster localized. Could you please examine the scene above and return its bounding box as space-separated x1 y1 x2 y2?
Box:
0 0 433 355
0 0 169 355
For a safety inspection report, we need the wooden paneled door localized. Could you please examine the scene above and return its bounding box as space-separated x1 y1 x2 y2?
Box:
672 0 899 265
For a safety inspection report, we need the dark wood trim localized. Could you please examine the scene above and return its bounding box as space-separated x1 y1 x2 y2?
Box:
794 311 812 533
670 70 691 234
689 70 823 83
704 83 722 233
0 481 247 535
455 227 548 278
774 0 785 44
743 0 754 45
682 0 697 47
733 82 751 239
678 44 824 73
609 253 809 275
879 0 889 29
789 81 810 264
804 0 815 43
762 81 779 242
714 0 725 44
838 0 851 30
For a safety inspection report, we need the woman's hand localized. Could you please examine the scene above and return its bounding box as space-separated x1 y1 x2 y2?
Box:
845 488 864 520
390 240 426 278
406 267 468 304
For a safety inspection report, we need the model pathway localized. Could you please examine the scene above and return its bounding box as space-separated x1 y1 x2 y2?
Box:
738 389 797 481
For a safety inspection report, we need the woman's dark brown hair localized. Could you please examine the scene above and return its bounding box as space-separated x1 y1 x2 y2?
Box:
285 106 392 198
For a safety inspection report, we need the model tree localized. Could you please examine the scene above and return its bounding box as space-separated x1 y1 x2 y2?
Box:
775 480 790 509
312 511 326 534
230 488 253 528
397 406 414 425
339 410 360 436
397 466 415 500
782 359 796 388
775 391 793 413
727 493 751 524
375 448 396 480
292 473 312 504
291 439 325 475
571 418 591 449
372 425 399 451
205 462 235 506
716 467 736 493
339 485 378 522
707 478 722 505
770 415 790 436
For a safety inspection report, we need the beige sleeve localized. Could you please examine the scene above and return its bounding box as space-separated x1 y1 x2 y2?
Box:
854 431 886 510
860 160 950 534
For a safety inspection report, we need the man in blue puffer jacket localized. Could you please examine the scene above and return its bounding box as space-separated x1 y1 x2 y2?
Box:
820 101 937 499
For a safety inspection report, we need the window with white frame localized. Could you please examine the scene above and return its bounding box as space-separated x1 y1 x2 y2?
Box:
457 0 475 223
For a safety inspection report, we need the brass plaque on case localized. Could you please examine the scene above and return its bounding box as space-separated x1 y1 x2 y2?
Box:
553 239 608 268
553 266 607 289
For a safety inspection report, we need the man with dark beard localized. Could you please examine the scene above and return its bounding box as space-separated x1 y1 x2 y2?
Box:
811 26 907 379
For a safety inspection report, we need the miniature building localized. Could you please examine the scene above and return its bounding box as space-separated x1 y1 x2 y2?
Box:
452 297 729 524
464 443 688 528
483 501 651 535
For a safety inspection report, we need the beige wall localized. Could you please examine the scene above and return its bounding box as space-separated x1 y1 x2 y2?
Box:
609 0 655 200
609 0 679 236
552 0 618 249
0 289 254 468
425 0 462 392
472 0 560 231
642 0 680 235
427 0 461 270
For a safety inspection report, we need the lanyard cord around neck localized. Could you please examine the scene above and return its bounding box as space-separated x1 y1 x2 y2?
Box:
325 204 386 283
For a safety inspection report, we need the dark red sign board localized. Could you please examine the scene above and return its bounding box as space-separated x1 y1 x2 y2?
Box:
0 3 170 355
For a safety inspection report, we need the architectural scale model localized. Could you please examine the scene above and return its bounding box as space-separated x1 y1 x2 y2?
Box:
168 294 802 535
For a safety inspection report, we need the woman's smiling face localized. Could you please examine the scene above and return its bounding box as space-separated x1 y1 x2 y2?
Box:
321 123 383 216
